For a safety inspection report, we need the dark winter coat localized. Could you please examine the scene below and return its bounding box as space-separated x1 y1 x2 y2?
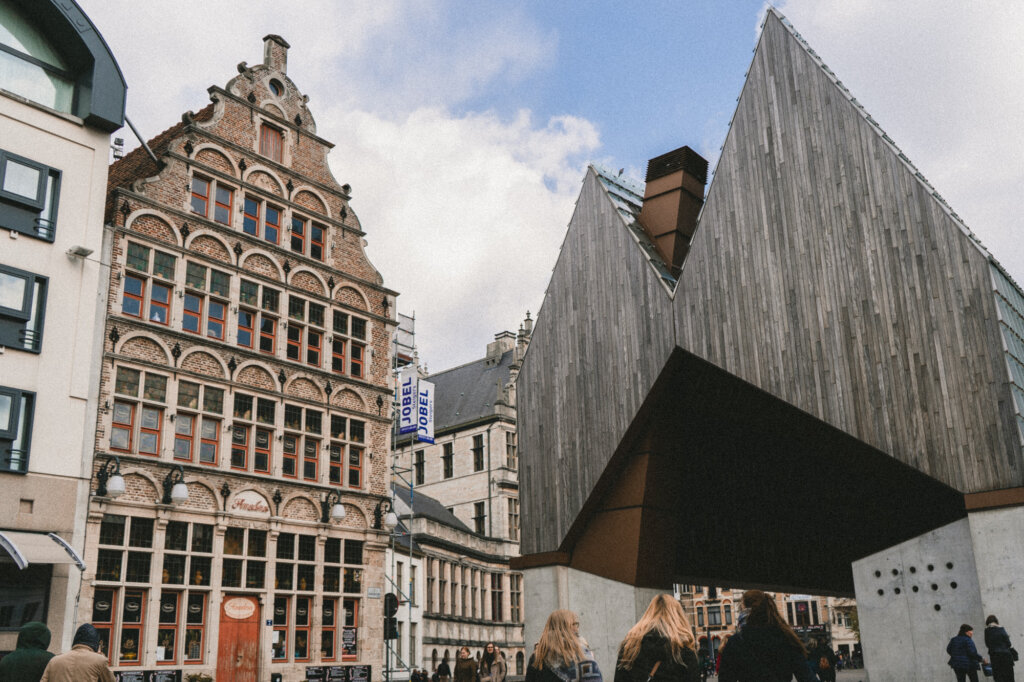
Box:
984 625 1015 677
455 656 479 682
438 661 453 680
0 621 53 682
947 634 983 671
717 625 817 682
613 632 699 682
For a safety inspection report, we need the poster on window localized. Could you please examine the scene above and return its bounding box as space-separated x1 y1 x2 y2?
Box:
341 626 358 657
347 665 371 682
327 667 347 681
398 366 418 435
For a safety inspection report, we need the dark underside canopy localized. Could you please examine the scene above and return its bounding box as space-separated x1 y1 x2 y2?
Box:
560 347 966 596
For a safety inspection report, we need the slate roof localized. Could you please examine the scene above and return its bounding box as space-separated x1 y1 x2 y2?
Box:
427 349 515 432
392 484 472 534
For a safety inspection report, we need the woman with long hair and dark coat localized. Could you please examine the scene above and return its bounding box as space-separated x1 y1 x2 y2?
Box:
526 610 603 682
984 616 1015 682
717 590 816 682
614 594 699 682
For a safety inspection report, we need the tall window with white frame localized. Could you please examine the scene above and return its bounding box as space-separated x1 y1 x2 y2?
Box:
158 521 214 665
473 502 485 535
94 515 155 666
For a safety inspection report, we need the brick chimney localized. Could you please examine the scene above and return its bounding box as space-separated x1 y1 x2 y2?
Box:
637 145 708 277
263 34 290 74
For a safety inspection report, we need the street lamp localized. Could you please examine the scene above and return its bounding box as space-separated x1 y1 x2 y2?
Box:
321 490 346 523
161 465 189 505
374 498 398 531
95 455 125 498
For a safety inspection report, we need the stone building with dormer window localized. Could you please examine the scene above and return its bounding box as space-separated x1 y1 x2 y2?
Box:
79 36 397 682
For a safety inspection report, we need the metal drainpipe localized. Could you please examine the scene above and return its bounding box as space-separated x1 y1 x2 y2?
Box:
486 422 494 537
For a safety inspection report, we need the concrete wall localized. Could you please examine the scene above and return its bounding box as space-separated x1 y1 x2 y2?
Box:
852 513 1024 682
522 565 662 677
969 507 1024 652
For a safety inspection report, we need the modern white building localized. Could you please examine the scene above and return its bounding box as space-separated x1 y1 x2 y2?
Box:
0 0 125 654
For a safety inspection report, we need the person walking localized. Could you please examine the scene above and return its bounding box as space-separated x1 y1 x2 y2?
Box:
0 621 54 682
984 615 1017 682
455 646 478 682
717 590 816 682
613 594 699 682
439 651 453 682
39 624 114 682
809 639 836 682
526 610 603 682
481 642 507 682
947 623 986 682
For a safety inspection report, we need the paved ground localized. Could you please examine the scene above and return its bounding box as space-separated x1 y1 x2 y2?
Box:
836 670 869 682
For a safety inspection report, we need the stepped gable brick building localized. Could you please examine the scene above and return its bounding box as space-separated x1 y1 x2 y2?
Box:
82 35 398 680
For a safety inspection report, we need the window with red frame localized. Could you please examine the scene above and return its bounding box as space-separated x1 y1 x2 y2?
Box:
122 243 175 325
260 315 277 354
331 311 367 378
244 196 281 244
184 593 206 663
174 381 223 465
119 590 146 665
184 262 229 340
303 438 319 481
290 216 306 254
253 427 272 473
157 591 179 663
342 598 359 660
286 296 326 368
294 596 311 661
260 124 283 162
92 587 116 662
272 596 289 660
237 309 255 348
231 425 249 470
321 597 338 661
310 224 325 261
328 415 364 488
282 434 298 478
190 176 233 225
111 368 166 456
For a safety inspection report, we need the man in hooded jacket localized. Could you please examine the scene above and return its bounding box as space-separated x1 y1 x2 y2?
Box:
40 623 114 682
0 621 54 682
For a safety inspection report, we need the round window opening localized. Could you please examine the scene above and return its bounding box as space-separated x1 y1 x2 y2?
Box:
269 79 284 96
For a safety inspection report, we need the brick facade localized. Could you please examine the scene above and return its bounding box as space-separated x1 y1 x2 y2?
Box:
81 36 398 681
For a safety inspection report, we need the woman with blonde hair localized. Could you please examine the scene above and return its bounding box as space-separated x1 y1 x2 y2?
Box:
718 590 816 682
614 594 699 682
526 610 603 682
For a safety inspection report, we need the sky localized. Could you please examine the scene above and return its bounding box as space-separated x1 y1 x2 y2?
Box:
77 1 1024 372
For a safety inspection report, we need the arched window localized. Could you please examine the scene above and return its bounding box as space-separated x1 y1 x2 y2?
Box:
516 652 524 675
0 0 75 112
432 649 438 671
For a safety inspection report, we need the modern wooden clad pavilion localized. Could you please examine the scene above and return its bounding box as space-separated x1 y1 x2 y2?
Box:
513 10 1024 680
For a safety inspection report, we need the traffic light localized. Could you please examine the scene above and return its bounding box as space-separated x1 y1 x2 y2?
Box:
384 592 398 640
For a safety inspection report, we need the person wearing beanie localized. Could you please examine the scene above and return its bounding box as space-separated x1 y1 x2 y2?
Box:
0 621 54 682
40 624 115 682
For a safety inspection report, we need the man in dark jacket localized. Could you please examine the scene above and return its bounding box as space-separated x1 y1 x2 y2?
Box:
810 640 837 682
947 624 986 682
0 621 54 682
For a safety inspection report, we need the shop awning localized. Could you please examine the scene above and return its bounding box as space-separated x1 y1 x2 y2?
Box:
0 531 86 570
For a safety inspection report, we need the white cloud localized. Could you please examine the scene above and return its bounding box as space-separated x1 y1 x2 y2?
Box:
776 0 1024 282
323 106 599 370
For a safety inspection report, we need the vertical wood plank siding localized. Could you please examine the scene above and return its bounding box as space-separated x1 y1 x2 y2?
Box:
518 12 1023 555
